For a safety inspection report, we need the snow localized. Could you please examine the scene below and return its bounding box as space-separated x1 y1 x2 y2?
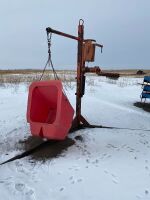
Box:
0 76 150 200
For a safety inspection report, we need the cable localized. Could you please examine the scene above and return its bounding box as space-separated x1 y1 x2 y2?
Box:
87 124 150 132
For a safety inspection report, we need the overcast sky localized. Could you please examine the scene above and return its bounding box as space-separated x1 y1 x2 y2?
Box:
0 0 150 70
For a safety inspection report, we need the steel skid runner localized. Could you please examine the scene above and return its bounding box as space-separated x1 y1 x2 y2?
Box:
27 19 120 140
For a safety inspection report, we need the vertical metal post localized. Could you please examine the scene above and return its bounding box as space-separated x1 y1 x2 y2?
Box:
75 19 84 126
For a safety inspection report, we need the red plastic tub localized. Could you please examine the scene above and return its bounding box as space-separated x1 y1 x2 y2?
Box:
27 80 74 140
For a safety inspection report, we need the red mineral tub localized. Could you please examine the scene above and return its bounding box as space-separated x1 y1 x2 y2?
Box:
27 80 74 140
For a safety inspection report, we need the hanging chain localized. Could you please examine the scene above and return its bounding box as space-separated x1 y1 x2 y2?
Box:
39 32 59 81
47 32 59 80
39 32 68 98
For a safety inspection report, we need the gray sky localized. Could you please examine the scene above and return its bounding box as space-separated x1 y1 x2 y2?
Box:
0 0 150 69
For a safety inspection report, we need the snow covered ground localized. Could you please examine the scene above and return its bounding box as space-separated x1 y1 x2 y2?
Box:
0 76 150 200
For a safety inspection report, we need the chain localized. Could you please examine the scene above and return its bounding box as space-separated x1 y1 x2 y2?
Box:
39 32 59 81
39 32 68 98
47 33 59 80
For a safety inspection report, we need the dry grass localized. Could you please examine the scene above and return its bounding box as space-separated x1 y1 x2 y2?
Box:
0 69 149 90
0 70 75 83
0 70 76 92
0 69 76 75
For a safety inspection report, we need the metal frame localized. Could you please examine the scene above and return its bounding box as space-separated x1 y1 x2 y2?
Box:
46 19 119 131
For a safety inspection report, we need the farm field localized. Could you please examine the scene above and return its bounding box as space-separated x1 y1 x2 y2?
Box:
0 73 150 200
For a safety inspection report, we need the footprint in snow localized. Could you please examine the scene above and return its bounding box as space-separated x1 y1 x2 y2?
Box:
69 176 73 180
104 170 119 184
111 173 117 178
15 162 29 175
15 182 35 200
112 179 118 184
100 153 112 160
145 190 149 195
59 187 65 192
25 189 35 200
69 176 83 184
71 165 80 171
110 173 119 184
0 180 5 184
136 190 149 200
104 170 108 174
69 176 75 184
145 166 149 171
77 178 83 182
92 159 99 164
71 180 75 184
15 183 25 192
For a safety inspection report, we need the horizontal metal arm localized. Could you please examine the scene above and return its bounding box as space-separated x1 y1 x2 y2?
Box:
83 66 101 74
46 28 104 52
83 66 119 78
95 43 103 48
98 72 120 78
46 27 80 41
